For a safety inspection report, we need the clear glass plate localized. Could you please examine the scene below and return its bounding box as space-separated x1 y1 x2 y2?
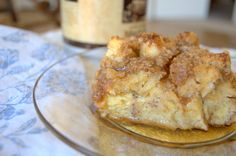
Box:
33 48 236 156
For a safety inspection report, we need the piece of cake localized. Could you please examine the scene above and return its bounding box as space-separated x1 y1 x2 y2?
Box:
92 32 236 131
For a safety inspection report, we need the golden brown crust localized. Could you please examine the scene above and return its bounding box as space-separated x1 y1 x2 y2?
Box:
93 32 233 103
93 32 204 103
92 32 236 130
93 57 166 104
170 48 231 86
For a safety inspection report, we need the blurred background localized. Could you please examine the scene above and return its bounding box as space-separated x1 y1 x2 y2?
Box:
0 0 235 32
0 0 236 47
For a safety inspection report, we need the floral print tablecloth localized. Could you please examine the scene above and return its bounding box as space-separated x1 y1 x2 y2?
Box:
0 25 83 156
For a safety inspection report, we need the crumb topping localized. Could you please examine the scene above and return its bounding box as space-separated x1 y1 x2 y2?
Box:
93 32 233 105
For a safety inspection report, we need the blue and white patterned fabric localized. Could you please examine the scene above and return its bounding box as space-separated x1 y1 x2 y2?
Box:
0 25 83 156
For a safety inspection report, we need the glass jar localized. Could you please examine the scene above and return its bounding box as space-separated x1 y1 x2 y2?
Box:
61 0 147 48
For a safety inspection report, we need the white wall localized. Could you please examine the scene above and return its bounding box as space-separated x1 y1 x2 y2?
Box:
147 0 210 20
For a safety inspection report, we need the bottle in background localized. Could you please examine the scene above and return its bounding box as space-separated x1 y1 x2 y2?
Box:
61 0 147 48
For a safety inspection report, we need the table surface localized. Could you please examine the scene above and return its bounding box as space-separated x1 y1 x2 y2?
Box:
39 20 236 48
147 20 236 49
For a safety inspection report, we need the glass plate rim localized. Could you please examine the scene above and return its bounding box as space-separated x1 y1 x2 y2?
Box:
32 53 100 156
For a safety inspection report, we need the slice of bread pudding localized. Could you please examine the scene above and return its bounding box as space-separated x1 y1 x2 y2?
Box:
92 32 236 131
